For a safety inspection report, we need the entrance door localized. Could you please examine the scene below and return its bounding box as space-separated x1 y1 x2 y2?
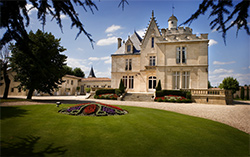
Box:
148 76 156 92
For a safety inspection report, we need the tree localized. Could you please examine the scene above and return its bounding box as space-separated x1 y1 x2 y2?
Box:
240 86 245 100
208 81 213 88
182 0 249 44
63 66 85 78
0 0 128 50
156 80 162 91
246 86 249 100
63 65 74 75
73 68 85 78
219 77 239 95
119 79 125 93
10 30 67 99
0 44 11 99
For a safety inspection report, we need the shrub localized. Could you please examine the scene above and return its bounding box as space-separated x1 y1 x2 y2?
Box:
115 89 122 96
85 88 91 93
157 98 163 102
96 89 116 96
156 90 187 98
246 86 249 100
186 92 191 99
156 80 162 91
241 87 245 100
119 79 125 93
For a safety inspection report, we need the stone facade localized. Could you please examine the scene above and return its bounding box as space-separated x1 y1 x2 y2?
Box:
0 68 111 97
111 12 209 93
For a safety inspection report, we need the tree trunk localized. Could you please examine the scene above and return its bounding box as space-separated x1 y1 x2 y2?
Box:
27 88 34 99
3 63 10 99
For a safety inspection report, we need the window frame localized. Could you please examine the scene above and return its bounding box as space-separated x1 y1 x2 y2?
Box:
129 76 134 89
149 56 156 66
176 46 187 64
122 76 127 88
172 71 180 89
182 71 190 89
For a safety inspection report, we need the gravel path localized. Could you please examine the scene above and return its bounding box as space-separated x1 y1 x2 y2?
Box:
1 96 250 134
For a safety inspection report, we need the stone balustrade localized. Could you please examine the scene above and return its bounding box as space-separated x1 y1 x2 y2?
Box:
182 89 233 105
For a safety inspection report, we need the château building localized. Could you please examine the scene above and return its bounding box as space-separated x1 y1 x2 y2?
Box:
111 11 209 92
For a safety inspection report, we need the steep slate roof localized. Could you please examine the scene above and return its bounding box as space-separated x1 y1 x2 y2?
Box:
113 31 142 55
88 66 96 78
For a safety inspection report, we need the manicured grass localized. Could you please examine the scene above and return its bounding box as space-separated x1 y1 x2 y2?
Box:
0 104 249 156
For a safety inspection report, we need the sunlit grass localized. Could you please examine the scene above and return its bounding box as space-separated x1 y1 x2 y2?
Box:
0 104 249 156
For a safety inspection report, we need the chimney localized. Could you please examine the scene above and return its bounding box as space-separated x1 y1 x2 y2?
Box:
117 38 122 49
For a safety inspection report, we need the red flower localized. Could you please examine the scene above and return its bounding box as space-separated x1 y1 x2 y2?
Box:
84 104 97 114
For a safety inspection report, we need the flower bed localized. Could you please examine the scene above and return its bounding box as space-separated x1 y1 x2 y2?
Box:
154 95 192 103
94 93 118 100
58 102 128 116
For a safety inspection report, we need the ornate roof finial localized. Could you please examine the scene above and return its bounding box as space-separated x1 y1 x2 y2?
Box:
172 4 175 15
152 10 154 18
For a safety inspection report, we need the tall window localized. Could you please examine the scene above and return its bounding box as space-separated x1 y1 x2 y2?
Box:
172 71 180 89
151 37 154 48
182 71 190 89
176 47 181 64
127 45 131 52
129 59 132 70
182 47 186 63
148 76 157 89
176 46 186 64
122 76 127 88
71 80 73 85
149 56 156 66
129 76 134 89
125 59 132 70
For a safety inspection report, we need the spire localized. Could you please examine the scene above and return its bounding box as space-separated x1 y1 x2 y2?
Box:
152 10 154 18
88 66 96 78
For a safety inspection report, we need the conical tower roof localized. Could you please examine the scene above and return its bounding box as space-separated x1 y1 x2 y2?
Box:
88 66 96 78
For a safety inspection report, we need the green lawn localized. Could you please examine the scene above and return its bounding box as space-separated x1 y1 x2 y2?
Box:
0 104 249 156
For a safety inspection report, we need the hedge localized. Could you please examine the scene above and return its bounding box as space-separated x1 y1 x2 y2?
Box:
95 89 116 96
155 90 191 99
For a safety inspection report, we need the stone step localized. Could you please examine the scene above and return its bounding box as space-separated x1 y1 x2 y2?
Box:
123 93 154 102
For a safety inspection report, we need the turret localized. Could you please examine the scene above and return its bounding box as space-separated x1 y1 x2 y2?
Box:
168 15 178 30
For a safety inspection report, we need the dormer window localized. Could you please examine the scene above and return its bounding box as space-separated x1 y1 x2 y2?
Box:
127 45 131 53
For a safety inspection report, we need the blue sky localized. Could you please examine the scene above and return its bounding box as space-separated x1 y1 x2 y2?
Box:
2 0 250 86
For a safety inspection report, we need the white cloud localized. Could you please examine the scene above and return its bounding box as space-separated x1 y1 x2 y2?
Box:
26 4 37 15
104 58 111 64
95 67 111 78
107 33 113 37
77 48 84 52
88 56 110 61
60 14 67 19
105 25 122 33
96 37 117 46
208 39 218 46
66 58 89 72
210 73 250 87
211 29 217 33
136 28 146 38
210 68 234 74
213 61 236 65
